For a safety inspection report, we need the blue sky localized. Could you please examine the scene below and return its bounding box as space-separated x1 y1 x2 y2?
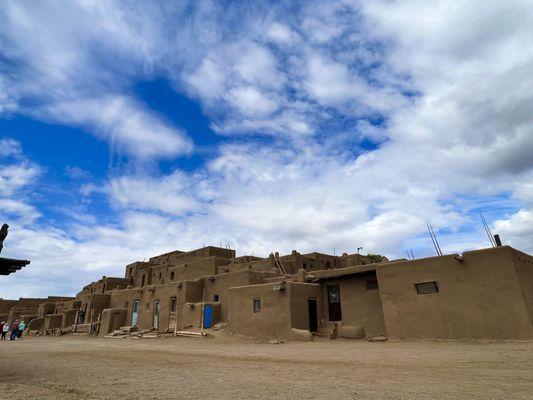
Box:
1 0 533 298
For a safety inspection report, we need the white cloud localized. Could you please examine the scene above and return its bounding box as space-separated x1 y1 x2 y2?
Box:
43 95 193 160
0 162 40 197
0 138 22 158
226 87 279 117
2 0 533 299
105 172 200 216
266 22 299 44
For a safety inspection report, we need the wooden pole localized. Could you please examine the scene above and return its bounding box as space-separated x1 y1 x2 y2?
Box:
200 280 206 334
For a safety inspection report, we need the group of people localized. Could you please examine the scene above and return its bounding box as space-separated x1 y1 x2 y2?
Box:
0 319 25 341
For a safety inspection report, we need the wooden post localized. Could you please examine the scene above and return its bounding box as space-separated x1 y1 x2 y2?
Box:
199 280 206 334
74 310 79 333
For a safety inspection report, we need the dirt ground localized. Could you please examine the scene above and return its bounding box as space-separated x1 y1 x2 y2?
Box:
0 335 532 400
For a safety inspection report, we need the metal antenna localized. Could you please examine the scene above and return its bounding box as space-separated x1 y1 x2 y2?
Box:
426 220 438 255
427 220 443 256
480 212 496 247
430 220 443 256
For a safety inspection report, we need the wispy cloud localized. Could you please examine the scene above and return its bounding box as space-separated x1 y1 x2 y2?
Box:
1 0 533 298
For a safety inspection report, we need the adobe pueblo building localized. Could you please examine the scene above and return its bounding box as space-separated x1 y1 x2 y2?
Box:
3 244 533 341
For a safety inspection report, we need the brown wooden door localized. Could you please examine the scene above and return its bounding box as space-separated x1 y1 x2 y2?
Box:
327 285 342 321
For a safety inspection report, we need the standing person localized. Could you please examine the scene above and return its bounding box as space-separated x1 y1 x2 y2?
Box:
0 321 4 339
9 319 19 341
1 321 8 340
0 223 8 255
17 320 26 339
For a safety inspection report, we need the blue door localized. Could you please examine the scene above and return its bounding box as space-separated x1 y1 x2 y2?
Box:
203 304 212 329
131 300 139 326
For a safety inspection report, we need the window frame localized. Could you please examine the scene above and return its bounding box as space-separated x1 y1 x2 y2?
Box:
252 298 261 313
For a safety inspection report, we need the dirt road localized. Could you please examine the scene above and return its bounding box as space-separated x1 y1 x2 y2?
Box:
0 335 532 399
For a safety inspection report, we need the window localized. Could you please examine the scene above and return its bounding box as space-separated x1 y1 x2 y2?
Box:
213 294 220 302
367 279 379 290
146 303 150 310
159 272 162 279
170 271 175 280
415 281 439 294
170 297 177 312
141 275 146 287
253 298 261 313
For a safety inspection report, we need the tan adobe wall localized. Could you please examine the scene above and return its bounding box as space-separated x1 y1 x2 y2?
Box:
37 302 56 318
148 246 235 265
99 308 127 336
203 271 269 321
108 282 181 332
229 282 291 339
377 247 533 339
86 294 111 323
511 249 533 325
44 314 63 330
26 317 45 332
15 298 48 309
289 282 321 331
62 309 77 328
0 299 18 314
321 273 386 338
298 252 339 272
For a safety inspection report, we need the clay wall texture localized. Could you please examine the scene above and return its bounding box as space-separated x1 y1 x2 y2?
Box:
13 244 533 341
99 308 127 336
229 282 291 339
321 273 386 338
289 282 322 331
511 249 533 326
377 247 533 339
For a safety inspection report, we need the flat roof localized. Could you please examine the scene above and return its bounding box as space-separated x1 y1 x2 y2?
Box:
0 257 30 276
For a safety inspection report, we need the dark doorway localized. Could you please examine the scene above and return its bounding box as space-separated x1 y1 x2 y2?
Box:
308 298 318 332
327 285 342 321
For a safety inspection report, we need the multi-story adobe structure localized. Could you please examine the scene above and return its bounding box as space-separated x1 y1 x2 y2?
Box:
6 244 533 341
0 296 74 328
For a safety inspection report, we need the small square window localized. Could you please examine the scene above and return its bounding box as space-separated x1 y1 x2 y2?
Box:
415 281 439 294
170 271 175 280
214 294 220 302
253 298 261 313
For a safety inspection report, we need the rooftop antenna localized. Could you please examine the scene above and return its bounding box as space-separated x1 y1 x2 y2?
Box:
480 212 496 247
426 219 443 256
357 246 363 255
